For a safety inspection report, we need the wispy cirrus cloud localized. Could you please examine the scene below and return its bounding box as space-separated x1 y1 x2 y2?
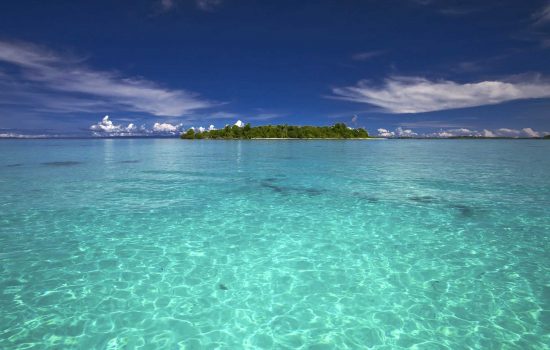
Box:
407 0 483 16
332 76 550 113
156 0 223 12
196 0 222 11
191 111 280 122
0 40 213 117
532 2 550 26
528 2 550 47
160 0 175 11
398 120 474 128
351 50 385 61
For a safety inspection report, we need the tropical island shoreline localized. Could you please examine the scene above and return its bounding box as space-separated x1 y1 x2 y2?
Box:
180 123 370 139
243 137 380 140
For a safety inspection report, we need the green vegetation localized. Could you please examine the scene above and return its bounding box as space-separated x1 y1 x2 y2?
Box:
180 123 369 139
544 135 550 139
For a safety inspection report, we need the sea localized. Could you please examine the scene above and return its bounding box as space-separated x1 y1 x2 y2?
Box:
0 139 549 349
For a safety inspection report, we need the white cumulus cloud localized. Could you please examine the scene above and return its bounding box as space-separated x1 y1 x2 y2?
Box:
0 132 50 139
234 120 245 127
90 116 184 136
377 127 417 137
332 76 550 113
490 128 543 138
153 122 182 133
521 127 540 138
395 127 417 137
90 115 138 135
427 128 480 138
377 128 395 137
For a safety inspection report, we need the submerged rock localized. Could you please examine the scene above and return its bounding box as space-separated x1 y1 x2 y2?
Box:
351 192 380 203
451 204 475 217
42 161 82 167
408 195 437 203
260 180 326 197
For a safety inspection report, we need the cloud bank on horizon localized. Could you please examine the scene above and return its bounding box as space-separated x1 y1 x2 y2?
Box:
332 76 550 114
1 114 547 138
86 115 548 139
376 126 548 138
89 116 186 136
86 115 245 137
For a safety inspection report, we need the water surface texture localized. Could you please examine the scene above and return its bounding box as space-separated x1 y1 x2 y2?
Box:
1 139 549 349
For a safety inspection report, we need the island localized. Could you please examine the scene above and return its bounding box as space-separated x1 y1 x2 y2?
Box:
180 123 369 139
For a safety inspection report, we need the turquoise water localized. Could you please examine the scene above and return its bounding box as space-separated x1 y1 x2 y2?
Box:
0 139 549 349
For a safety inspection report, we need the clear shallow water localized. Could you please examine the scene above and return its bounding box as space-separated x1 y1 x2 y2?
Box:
0 139 549 349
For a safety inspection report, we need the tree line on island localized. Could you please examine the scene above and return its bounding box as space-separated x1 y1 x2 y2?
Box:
181 123 369 139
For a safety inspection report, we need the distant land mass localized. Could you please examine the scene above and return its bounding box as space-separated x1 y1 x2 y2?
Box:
180 123 369 139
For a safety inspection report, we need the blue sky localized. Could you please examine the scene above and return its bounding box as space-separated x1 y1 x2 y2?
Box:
0 0 549 137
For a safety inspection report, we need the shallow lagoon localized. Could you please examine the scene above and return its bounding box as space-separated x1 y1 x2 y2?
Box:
0 139 549 349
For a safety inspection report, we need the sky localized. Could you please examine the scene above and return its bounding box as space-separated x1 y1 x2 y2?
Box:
0 0 549 137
